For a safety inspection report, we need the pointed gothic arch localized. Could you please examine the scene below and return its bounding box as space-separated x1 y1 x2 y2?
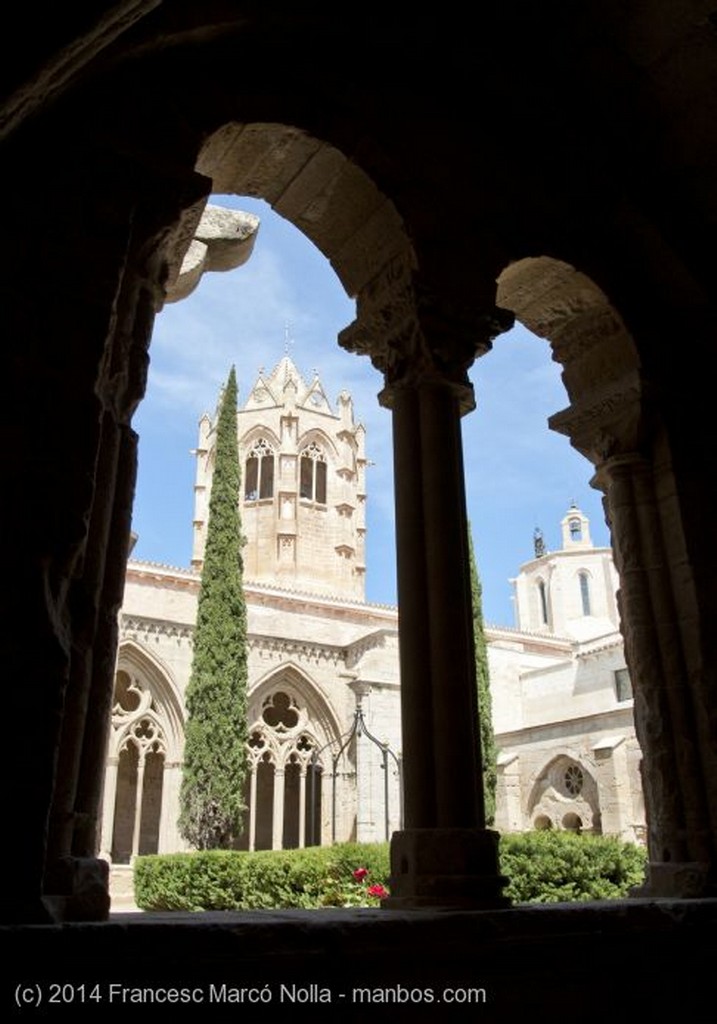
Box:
240 663 344 851
297 427 340 464
100 640 185 864
527 753 602 835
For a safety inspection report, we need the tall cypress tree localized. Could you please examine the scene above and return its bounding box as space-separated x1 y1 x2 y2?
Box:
469 525 497 826
179 366 248 849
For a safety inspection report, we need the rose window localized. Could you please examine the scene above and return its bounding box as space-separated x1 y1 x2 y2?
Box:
564 764 584 796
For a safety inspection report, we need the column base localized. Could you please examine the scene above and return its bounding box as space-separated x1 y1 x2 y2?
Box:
383 828 510 910
631 861 715 899
43 856 111 922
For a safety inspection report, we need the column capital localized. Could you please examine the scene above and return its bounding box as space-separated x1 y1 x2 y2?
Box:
548 370 657 469
339 257 513 414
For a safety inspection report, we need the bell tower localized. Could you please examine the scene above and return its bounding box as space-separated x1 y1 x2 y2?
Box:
512 502 619 638
192 354 367 600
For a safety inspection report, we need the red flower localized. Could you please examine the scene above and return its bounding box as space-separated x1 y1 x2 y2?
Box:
352 867 369 882
367 883 389 899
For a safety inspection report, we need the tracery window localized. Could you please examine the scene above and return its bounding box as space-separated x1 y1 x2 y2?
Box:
299 442 327 503
563 764 584 797
242 689 323 851
245 438 275 500
107 670 167 863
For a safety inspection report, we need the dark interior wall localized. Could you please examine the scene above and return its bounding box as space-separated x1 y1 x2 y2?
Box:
2 1 716 923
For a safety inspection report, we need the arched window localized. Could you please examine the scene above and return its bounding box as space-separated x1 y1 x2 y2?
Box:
579 571 591 616
242 690 324 851
107 670 167 864
537 579 549 625
300 442 327 503
569 517 582 542
245 438 275 500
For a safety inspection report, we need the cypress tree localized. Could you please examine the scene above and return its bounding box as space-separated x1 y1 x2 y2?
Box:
179 366 248 849
469 525 497 826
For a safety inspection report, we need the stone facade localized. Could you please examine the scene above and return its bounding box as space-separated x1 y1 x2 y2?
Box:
100 362 643 882
101 358 402 874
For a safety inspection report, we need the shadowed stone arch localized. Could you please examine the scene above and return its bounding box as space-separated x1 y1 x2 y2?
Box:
497 256 641 403
496 256 646 467
196 122 416 303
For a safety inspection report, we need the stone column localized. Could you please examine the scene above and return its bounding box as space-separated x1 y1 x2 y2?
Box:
552 370 716 896
158 761 183 854
495 754 523 832
593 738 632 841
597 452 714 895
349 679 374 842
248 763 258 852
272 767 286 850
131 754 148 861
99 757 120 862
298 767 307 849
341 266 513 908
3 88 245 925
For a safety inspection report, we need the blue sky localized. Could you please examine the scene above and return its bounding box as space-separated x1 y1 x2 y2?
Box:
130 195 611 626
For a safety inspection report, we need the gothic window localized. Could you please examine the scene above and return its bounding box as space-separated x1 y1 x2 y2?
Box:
579 571 591 616
262 691 300 731
245 438 275 500
109 671 167 864
538 579 549 625
242 689 324 852
300 442 327 503
563 764 584 797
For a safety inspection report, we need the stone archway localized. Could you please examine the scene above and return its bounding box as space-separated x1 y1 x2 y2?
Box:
528 755 602 836
5 8 716 922
240 665 344 851
100 641 185 864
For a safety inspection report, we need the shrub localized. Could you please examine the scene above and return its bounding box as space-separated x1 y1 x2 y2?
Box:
134 843 391 911
499 830 647 903
133 832 645 911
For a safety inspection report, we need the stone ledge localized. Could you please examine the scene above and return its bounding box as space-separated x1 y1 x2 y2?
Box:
5 900 716 1020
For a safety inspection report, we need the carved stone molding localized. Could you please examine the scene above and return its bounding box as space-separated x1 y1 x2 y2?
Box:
120 615 194 647
165 204 259 304
250 634 345 667
548 371 655 467
340 258 513 412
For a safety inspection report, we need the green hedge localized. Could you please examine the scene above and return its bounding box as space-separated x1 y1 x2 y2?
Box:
133 842 390 911
500 830 646 903
133 833 646 911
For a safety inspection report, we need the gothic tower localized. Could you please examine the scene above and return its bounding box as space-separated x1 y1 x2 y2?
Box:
191 355 367 599
511 502 620 639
